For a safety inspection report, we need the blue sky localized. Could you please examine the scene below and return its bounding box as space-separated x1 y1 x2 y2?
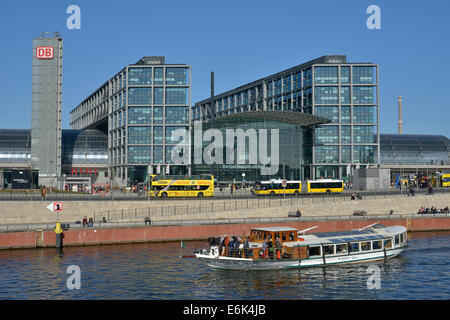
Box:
0 0 449 136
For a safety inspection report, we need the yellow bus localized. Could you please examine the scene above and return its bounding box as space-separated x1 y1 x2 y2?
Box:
253 180 302 196
306 179 344 194
440 174 450 187
148 174 214 198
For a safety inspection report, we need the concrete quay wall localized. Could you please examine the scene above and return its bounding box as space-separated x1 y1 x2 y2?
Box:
0 193 448 225
1 215 450 250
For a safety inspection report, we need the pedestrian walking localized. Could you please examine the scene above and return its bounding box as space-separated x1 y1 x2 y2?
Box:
41 186 47 201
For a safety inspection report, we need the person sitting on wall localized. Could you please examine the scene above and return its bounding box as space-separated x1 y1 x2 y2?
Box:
296 209 302 217
351 192 356 200
144 216 151 225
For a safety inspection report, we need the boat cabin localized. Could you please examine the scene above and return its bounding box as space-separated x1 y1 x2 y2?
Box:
249 227 298 244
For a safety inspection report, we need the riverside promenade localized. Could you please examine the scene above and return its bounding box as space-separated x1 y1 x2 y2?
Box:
0 192 449 249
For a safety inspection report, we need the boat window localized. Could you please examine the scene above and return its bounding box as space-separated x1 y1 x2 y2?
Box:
282 233 287 241
400 233 404 243
308 246 321 257
336 244 348 254
323 245 334 255
349 242 360 253
384 239 392 249
395 235 400 245
372 241 382 250
361 242 371 251
289 232 296 241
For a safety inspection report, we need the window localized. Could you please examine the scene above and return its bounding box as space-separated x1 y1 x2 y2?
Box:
166 68 188 85
308 246 321 257
166 88 188 104
153 146 163 164
372 241 382 250
283 75 291 92
314 66 338 84
349 242 360 253
128 127 151 144
128 87 151 105
315 146 339 163
341 66 350 84
395 235 400 245
127 146 150 164
341 106 351 123
166 107 187 124
384 239 392 248
341 145 351 163
353 145 375 163
128 68 151 85
153 107 163 124
315 86 338 104
361 242 371 251
165 126 185 144
154 87 163 104
154 68 163 85
353 66 376 84
353 126 376 143
340 86 350 104
315 106 338 123
341 126 351 144
128 107 151 124
336 244 348 254
153 126 163 144
353 106 376 124
353 86 377 104
323 245 334 255
314 126 339 144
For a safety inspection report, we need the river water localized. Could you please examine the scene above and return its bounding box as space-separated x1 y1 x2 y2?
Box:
0 231 449 300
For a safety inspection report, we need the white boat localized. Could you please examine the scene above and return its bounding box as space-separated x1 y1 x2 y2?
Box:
194 223 407 270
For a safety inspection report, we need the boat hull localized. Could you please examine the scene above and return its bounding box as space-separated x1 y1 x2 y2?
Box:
196 247 405 270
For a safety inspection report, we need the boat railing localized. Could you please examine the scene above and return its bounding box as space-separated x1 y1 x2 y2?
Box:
214 246 303 260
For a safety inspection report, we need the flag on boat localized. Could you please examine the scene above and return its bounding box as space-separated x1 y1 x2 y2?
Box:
181 241 186 248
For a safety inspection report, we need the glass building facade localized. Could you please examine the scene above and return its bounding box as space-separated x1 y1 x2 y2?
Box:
193 56 379 181
70 57 191 186
192 111 329 183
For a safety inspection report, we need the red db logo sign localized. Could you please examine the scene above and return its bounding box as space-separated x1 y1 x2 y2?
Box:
36 46 54 59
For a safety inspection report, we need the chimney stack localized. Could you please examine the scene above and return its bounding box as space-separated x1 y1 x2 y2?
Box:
398 95 402 134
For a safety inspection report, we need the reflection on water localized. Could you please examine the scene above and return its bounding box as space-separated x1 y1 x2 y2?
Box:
0 231 449 299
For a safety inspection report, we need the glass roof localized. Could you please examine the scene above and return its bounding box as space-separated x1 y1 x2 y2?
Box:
379 134 449 152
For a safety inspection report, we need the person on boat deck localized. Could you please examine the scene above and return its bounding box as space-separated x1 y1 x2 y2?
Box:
223 235 230 255
234 237 240 257
243 237 250 258
268 239 274 259
262 240 267 259
275 237 282 259
228 236 235 256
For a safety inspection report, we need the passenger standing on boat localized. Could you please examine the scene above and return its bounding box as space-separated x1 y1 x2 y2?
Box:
243 237 250 258
275 237 282 259
262 240 267 259
234 236 240 257
268 239 274 259
228 236 235 257
223 235 230 255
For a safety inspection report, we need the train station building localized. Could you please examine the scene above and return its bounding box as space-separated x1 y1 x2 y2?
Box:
0 33 449 189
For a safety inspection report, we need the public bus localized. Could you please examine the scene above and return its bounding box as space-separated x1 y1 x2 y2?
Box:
306 179 344 194
253 180 302 196
148 174 214 198
440 173 450 187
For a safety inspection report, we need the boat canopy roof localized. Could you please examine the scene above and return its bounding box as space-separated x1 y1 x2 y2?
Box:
251 227 298 232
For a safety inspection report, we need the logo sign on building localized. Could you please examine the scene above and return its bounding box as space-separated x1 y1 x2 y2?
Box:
36 46 54 59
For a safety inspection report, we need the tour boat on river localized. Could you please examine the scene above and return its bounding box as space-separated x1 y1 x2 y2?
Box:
194 223 407 270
